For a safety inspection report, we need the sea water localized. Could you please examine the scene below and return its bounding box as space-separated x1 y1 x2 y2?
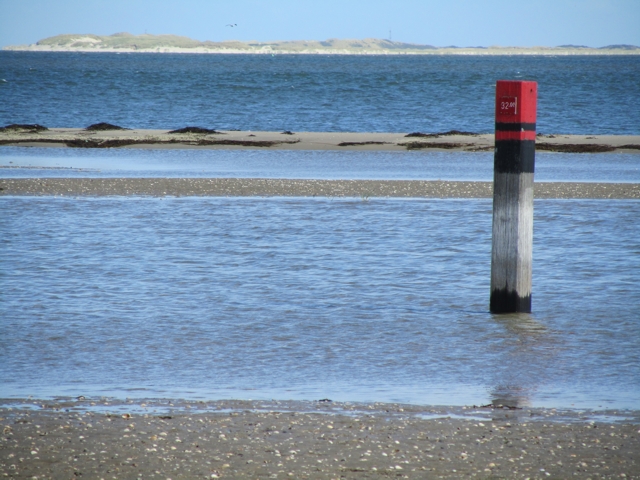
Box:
1 195 639 408
1 188 639 409
1 146 639 183
1 52 639 134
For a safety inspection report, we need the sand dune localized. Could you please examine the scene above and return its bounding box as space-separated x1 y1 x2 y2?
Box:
5 33 639 55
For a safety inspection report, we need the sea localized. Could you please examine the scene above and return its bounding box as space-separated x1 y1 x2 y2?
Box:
1 51 640 133
1 52 639 411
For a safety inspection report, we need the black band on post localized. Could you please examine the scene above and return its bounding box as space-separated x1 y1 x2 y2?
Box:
490 289 532 314
495 122 537 132
494 140 536 174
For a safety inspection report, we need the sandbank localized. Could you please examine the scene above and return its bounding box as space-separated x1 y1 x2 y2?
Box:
1 178 639 199
1 128 640 153
1 398 639 479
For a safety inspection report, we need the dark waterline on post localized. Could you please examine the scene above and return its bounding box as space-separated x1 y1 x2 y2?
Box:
490 288 532 314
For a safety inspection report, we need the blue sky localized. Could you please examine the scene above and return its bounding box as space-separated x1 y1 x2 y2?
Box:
1 0 639 48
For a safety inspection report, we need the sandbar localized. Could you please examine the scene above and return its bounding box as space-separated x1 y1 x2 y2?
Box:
1 128 640 153
1 178 639 199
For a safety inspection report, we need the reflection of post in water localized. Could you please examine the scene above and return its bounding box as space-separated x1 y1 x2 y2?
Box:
488 312 551 409
494 312 547 337
489 384 531 409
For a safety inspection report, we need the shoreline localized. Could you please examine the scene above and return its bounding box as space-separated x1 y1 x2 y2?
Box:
1 178 639 199
2 398 639 479
1 128 640 153
4 46 639 57
6 34 639 56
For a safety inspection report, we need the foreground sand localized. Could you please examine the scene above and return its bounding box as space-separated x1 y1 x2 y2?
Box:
1 399 639 479
1 178 639 199
1 128 640 153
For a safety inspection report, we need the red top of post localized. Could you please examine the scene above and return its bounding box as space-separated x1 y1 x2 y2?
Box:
495 80 537 141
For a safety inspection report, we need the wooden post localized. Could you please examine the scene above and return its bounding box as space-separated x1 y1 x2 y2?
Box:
490 80 537 313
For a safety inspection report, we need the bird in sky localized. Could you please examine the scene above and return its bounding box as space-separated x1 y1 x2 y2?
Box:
226 24 237 27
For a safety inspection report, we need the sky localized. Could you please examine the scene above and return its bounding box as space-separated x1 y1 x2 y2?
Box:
1 0 639 49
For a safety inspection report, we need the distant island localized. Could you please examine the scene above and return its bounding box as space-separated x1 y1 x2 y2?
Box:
4 33 639 55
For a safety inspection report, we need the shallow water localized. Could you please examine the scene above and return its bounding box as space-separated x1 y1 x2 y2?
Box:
2 147 640 182
1 196 638 409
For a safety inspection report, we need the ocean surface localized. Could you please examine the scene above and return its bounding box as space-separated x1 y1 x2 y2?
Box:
1 52 639 410
1 52 639 134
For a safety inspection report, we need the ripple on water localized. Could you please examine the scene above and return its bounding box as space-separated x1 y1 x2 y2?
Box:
0 197 639 409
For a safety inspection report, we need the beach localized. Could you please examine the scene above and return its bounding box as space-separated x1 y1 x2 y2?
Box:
2 399 639 479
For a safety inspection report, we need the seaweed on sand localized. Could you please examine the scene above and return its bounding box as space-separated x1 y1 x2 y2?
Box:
65 139 139 148
0 138 302 148
399 142 464 150
194 139 300 147
85 123 129 131
405 130 478 138
337 141 390 146
168 127 222 134
0 124 48 133
536 143 616 153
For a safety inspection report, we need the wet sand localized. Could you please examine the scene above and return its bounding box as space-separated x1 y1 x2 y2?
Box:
1 178 639 199
1 128 640 153
2 399 639 479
